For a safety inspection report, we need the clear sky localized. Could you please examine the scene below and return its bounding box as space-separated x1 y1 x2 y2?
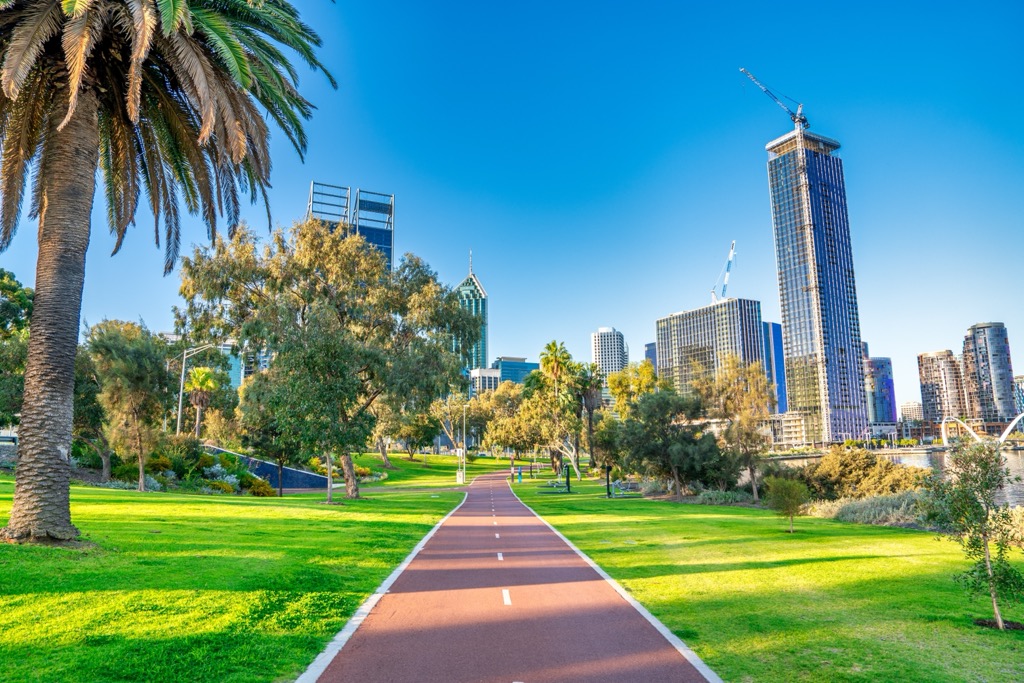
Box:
2 0 1023 407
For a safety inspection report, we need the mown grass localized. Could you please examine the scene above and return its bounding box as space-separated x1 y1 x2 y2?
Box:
353 451 527 489
0 473 462 682
516 479 1024 683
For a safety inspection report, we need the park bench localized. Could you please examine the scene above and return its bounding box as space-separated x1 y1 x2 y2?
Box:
611 480 642 497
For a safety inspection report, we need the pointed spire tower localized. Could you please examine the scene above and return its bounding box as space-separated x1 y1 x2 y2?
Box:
456 250 488 372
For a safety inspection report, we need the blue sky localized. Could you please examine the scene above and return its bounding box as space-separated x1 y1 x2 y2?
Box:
2 0 1023 406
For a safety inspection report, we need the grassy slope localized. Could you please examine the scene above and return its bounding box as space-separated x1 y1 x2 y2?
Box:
515 479 1024 683
0 473 461 683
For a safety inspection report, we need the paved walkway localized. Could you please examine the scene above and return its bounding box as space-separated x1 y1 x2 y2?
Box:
311 472 715 682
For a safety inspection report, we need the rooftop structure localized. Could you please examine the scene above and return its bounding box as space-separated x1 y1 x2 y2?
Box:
307 182 395 270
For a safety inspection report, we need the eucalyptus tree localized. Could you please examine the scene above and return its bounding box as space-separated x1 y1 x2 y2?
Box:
578 362 604 469
0 0 332 541
178 220 477 499
0 268 32 338
87 321 171 491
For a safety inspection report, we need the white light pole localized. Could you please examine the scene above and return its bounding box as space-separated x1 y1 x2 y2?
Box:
176 344 218 435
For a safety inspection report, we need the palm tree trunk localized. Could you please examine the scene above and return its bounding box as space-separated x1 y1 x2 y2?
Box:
1 90 99 542
194 405 203 438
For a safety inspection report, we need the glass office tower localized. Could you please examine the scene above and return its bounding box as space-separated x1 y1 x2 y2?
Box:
307 182 395 270
766 128 868 443
456 255 488 372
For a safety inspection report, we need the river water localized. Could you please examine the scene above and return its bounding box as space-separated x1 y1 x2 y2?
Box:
771 447 1024 507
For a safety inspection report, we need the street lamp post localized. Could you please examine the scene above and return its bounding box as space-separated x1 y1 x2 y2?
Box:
176 344 218 435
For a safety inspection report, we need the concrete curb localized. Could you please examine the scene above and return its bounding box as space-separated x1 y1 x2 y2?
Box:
507 479 723 683
294 490 469 683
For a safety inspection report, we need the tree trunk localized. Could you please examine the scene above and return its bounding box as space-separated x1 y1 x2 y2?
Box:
587 410 595 471
340 452 359 499
376 436 395 469
748 462 759 503
194 405 203 439
982 533 1005 630
1 88 99 543
325 453 333 503
789 514 794 533
99 450 111 483
134 413 146 492
672 467 683 500
277 460 284 497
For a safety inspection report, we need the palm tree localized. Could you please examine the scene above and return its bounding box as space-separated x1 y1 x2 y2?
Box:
185 366 218 438
0 0 332 542
579 362 604 470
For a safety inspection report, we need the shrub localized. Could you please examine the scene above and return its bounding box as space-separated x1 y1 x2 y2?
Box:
800 447 927 500
208 480 234 494
204 463 228 480
804 490 924 527
71 440 103 469
94 480 137 490
112 462 138 483
696 490 754 505
765 476 810 533
248 478 276 497
354 465 372 478
145 455 173 474
143 474 163 492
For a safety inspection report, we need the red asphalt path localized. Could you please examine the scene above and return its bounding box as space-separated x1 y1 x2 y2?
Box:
308 472 717 683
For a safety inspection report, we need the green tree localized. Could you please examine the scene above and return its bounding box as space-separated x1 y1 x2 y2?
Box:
87 321 171 492
240 364 301 497
0 269 32 338
178 220 476 499
577 362 604 469
619 390 722 498
184 366 218 438
72 348 113 482
606 360 665 420
765 476 810 533
395 412 441 459
923 441 1024 630
0 0 332 542
693 355 774 502
0 329 27 429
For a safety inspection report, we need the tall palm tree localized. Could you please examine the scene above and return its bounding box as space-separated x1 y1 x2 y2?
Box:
579 362 604 469
185 366 217 438
0 0 332 541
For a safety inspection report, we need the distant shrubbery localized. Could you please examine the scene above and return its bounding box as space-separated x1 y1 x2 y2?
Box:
798 447 928 500
804 491 924 527
695 490 754 505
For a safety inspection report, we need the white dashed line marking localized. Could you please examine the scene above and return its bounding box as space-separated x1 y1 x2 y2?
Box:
497 552 504 561
495 533 500 539
502 589 511 605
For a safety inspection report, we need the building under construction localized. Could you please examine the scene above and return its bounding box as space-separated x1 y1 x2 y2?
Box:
307 182 396 270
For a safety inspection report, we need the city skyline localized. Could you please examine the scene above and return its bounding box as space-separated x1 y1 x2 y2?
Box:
2 2 1022 408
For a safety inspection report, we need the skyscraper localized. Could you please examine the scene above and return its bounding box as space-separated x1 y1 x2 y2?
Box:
307 182 396 270
491 357 540 384
862 343 896 424
917 350 967 422
766 127 868 443
591 327 628 379
762 321 787 413
900 401 924 424
644 342 657 373
962 322 1016 421
656 299 763 396
456 253 488 371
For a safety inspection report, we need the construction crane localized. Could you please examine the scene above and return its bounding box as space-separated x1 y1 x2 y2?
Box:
710 240 736 304
740 68 808 130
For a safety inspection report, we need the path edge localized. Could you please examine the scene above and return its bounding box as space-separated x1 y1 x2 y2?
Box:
507 479 723 683
294 490 469 683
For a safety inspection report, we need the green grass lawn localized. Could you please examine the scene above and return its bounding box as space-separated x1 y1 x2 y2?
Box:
0 473 462 683
353 451 533 489
514 478 1024 683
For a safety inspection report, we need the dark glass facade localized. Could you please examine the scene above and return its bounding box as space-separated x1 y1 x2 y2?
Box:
491 357 539 384
762 321 787 413
767 129 867 442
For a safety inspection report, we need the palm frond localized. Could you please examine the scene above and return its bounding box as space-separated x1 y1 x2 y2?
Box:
58 7 107 129
1 68 51 248
1 0 63 99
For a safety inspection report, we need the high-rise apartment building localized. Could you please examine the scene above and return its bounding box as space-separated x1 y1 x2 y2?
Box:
456 254 488 372
469 368 500 397
765 127 868 443
917 350 967 422
762 321 787 413
307 182 395 270
656 299 763 396
591 327 628 379
644 342 657 373
962 322 1016 422
900 401 923 424
1015 376 1024 416
491 357 539 384
862 343 896 424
